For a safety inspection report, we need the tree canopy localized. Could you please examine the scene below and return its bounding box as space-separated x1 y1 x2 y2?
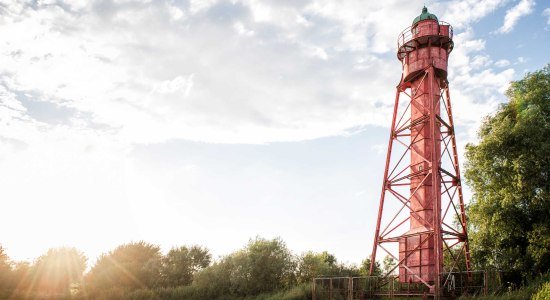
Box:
85 241 162 291
0 246 13 291
0 238 381 299
31 247 87 294
194 237 296 297
465 64 550 277
161 245 211 287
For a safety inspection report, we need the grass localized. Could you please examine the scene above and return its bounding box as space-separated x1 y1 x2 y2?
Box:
460 273 550 300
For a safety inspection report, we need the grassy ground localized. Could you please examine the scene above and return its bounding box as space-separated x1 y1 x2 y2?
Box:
5 275 548 299
459 273 549 300
247 284 311 300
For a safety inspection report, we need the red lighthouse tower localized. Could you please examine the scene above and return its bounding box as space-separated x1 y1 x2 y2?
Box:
369 7 471 296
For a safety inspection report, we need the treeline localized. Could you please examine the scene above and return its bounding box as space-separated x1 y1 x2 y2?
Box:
464 65 550 282
0 237 390 299
461 65 550 298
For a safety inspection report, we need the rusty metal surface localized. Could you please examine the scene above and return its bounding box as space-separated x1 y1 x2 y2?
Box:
397 20 454 60
312 271 499 299
369 10 471 298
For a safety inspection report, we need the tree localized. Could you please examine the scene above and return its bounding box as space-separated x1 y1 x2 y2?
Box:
296 251 363 283
161 245 211 287
359 258 381 276
0 246 13 293
238 237 296 294
31 247 87 294
85 241 162 291
297 251 338 283
382 255 397 275
193 237 296 297
10 262 32 293
465 65 550 278
192 257 234 298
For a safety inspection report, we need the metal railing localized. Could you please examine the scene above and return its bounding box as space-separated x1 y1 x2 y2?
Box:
397 21 453 51
312 270 504 299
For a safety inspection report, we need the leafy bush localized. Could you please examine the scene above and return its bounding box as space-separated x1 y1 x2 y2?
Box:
533 282 550 300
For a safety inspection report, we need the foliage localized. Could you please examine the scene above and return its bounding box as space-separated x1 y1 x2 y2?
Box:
1 237 547 299
465 64 550 278
359 257 381 276
10 262 32 291
161 245 211 287
191 255 234 298
459 273 550 300
85 241 162 292
0 246 12 290
30 247 87 294
49 283 311 300
382 255 397 275
296 251 338 283
241 237 296 293
193 237 296 297
296 250 381 283
0 247 86 299
443 246 467 273
248 283 311 300
532 281 550 300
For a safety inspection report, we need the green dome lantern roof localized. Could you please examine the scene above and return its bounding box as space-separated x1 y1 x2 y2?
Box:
412 6 438 26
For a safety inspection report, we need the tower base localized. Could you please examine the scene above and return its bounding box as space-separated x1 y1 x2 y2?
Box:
399 229 435 283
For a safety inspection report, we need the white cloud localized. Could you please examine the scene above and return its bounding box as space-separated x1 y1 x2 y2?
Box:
168 5 185 21
0 0 413 145
370 143 386 155
496 0 535 34
246 0 273 23
0 0 527 263
442 0 510 29
306 46 329 60
0 0 518 146
304 0 421 53
0 0 518 165
544 8 550 25
153 75 195 96
544 8 550 31
495 59 511 67
189 0 218 15
446 28 515 142
233 22 254 36
471 55 492 69
446 27 487 76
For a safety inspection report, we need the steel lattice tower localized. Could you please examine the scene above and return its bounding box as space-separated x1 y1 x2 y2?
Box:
369 7 471 297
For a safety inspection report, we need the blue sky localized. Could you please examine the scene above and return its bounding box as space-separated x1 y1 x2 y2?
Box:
0 0 548 266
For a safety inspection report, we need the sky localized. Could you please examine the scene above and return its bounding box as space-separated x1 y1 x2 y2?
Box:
0 0 548 266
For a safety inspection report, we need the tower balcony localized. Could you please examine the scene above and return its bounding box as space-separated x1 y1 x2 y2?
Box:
397 21 454 61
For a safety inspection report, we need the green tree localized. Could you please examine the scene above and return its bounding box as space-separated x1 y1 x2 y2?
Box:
31 247 87 294
382 255 397 275
85 241 162 292
0 246 13 294
161 245 211 287
296 251 338 283
239 237 296 294
359 258 381 276
192 257 232 298
193 237 296 297
296 251 362 282
10 262 32 293
533 282 550 300
443 246 467 273
465 65 550 277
